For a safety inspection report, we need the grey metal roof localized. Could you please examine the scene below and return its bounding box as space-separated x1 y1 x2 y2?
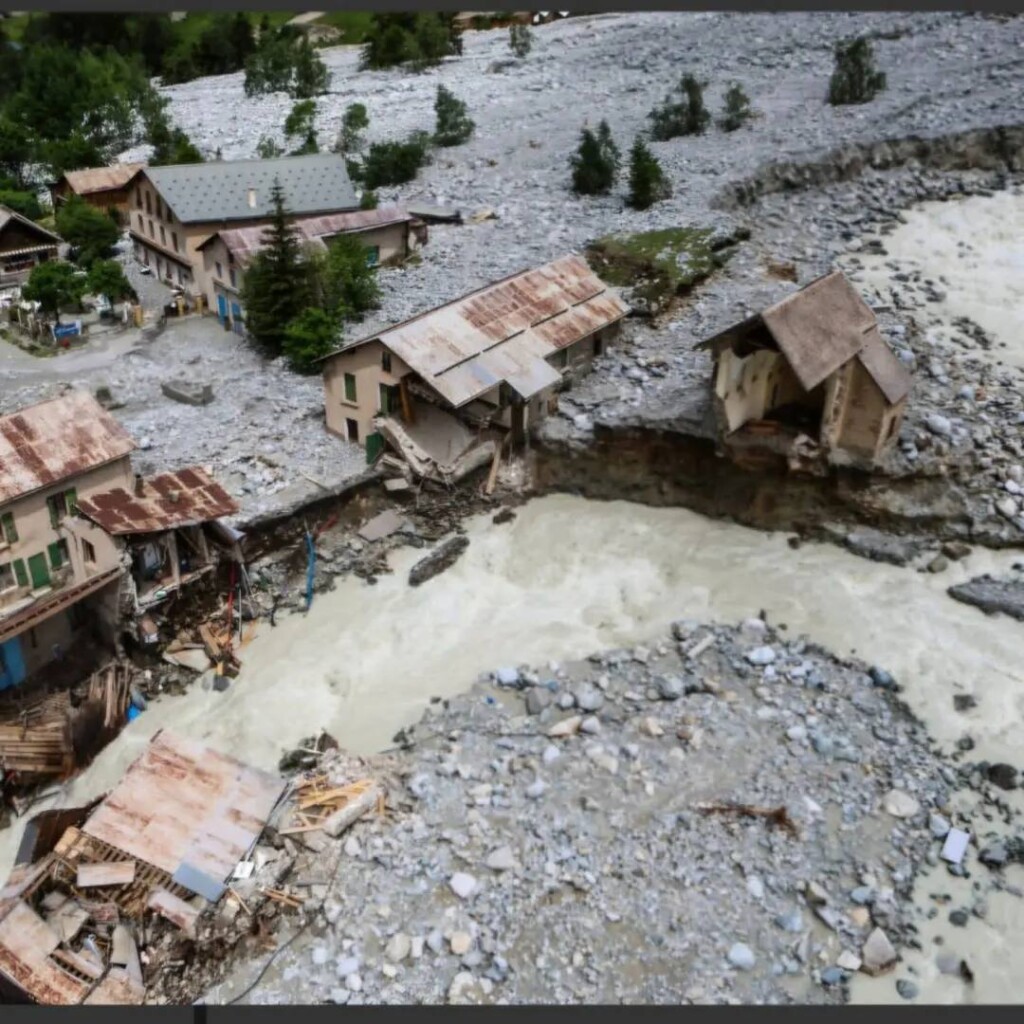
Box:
142 154 359 225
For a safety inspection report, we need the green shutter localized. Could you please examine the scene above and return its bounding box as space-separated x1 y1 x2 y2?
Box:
13 559 28 587
344 373 357 402
47 497 59 529
0 511 16 544
66 488 78 514
48 542 64 569
365 432 385 464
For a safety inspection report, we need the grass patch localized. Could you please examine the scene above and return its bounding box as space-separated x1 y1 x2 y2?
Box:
586 226 743 314
314 12 375 44
171 12 294 47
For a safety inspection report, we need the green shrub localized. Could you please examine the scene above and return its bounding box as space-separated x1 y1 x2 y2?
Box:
433 85 474 147
569 119 620 196
719 83 753 132
626 138 670 210
360 133 431 189
828 36 887 105
648 74 710 141
283 306 341 373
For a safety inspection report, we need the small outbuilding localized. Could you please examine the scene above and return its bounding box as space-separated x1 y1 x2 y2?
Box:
696 270 912 469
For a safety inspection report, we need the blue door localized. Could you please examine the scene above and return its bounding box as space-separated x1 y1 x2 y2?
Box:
230 302 243 335
217 294 228 324
0 637 26 691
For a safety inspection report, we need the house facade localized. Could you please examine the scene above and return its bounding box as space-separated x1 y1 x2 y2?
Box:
0 392 242 691
126 153 360 306
196 205 423 333
0 392 137 690
49 163 146 226
320 255 629 464
0 206 63 291
697 270 912 469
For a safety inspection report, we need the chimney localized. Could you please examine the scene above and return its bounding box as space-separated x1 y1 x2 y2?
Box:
247 186 257 210
134 474 145 497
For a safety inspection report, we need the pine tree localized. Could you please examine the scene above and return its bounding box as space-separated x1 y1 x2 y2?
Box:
627 138 670 210
570 120 619 196
433 85 474 147
291 36 329 99
719 83 753 132
828 37 887 105
648 74 710 141
284 99 318 154
241 179 310 357
509 24 532 59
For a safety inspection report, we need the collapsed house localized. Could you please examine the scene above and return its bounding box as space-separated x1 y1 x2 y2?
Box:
0 730 285 1005
74 467 241 620
696 270 912 471
319 255 629 480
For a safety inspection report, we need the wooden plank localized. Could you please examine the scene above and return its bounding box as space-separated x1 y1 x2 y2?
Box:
198 623 223 661
77 861 137 888
484 444 501 496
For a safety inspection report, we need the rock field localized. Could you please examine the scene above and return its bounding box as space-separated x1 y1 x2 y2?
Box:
189 614 1021 1005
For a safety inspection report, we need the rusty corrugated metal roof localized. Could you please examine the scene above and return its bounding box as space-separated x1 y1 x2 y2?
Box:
0 900 91 1005
82 730 285 897
0 391 137 507
203 204 414 267
76 466 240 536
59 164 145 197
327 255 629 408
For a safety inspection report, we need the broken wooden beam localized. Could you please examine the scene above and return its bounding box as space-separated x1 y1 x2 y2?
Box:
147 887 199 939
76 861 137 888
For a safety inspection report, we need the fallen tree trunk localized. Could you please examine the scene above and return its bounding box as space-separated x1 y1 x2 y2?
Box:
409 536 470 588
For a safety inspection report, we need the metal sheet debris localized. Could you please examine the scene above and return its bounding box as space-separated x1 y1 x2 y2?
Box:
941 828 971 865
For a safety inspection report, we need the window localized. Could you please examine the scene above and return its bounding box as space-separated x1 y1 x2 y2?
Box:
172 231 179 252
145 192 151 214
381 351 392 374
48 539 68 570
159 226 166 245
229 268 237 288
215 261 223 279
366 246 380 268
137 213 143 231
593 333 605 357
344 373 357 403
135 188 142 208
379 383 399 415
346 418 359 442
83 540 97 566
0 561 14 591
46 488 77 529
0 511 17 545
13 559 28 588
156 259 163 277
148 219 154 237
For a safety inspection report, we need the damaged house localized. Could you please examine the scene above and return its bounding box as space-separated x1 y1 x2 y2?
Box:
74 467 241 625
696 270 912 470
0 729 285 1005
1 392 240 691
319 254 629 478
0 392 137 692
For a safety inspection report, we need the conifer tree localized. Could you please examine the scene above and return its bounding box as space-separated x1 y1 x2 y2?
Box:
433 85 474 147
627 138 671 210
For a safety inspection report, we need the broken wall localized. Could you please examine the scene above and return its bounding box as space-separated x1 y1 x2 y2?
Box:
323 340 415 447
834 360 905 462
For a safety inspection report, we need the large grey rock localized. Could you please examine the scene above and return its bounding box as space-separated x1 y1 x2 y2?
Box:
948 575 1024 621
449 872 478 899
727 942 756 970
861 928 898 975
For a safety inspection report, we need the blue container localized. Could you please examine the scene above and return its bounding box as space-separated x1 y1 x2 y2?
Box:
126 705 143 723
